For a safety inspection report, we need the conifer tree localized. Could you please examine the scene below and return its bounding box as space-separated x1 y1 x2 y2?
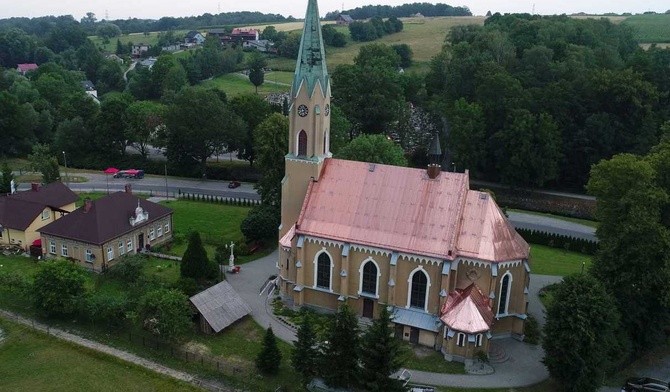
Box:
180 231 214 281
323 304 360 388
291 312 319 384
256 326 282 375
0 162 14 194
360 306 405 392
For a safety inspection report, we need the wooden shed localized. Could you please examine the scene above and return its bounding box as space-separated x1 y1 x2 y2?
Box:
189 280 252 334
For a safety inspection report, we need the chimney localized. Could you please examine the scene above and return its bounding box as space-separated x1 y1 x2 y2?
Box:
426 132 442 180
427 164 441 179
31 183 40 192
124 184 132 194
83 198 93 213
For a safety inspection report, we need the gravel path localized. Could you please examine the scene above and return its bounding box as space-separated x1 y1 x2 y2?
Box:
0 309 233 392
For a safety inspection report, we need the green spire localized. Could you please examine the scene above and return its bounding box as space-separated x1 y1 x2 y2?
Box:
292 0 329 97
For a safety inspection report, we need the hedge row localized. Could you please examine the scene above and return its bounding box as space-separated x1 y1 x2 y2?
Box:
490 187 597 220
517 228 598 255
179 193 260 206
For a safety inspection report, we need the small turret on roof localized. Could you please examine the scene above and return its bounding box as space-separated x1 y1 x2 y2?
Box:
292 0 329 98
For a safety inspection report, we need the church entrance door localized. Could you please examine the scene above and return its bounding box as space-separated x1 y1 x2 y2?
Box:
409 327 420 344
362 298 374 318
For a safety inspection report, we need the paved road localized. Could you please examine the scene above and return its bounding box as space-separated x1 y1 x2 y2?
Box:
507 211 597 242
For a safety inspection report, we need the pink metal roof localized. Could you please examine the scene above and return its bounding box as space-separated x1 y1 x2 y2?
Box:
296 159 469 260
279 224 295 249
294 158 528 262
440 284 494 334
456 191 529 262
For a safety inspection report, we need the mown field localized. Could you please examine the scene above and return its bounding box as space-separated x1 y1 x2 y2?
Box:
199 72 290 96
0 319 199 392
623 13 670 43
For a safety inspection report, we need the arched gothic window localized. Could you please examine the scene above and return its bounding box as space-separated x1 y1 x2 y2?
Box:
410 270 428 309
498 273 512 315
316 252 331 289
361 261 378 295
298 130 307 157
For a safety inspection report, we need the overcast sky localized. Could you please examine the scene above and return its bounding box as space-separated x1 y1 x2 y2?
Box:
0 0 667 20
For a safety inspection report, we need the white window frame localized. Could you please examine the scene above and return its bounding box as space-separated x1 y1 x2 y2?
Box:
165 222 170 233
49 241 56 254
119 241 125 255
41 210 50 220
456 332 466 347
157 226 163 237
475 333 483 347
107 246 114 261
85 249 93 263
313 249 334 291
149 228 155 240
358 258 381 297
127 239 133 252
406 266 431 312
497 271 513 316
61 244 68 257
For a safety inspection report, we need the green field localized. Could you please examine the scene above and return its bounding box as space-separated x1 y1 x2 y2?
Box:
200 72 290 96
0 320 198 392
623 13 670 43
88 30 187 52
529 244 592 276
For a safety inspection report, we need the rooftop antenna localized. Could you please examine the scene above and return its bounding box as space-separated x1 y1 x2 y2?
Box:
532 3 535 14
105 9 109 20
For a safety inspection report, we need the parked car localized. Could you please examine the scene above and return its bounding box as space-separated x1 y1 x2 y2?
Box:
622 377 669 392
228 180 241 188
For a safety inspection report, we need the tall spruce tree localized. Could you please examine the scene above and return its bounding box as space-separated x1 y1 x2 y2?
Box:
323 304 360 389
0 162 14 194
291 312 319 384
360 306 405 392
180 231 215 281
256 326 282 375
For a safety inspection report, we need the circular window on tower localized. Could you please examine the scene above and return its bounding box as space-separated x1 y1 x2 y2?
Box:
298 104 309 117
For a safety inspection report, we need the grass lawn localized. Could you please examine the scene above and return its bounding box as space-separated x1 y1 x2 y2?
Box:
529 245 592 276
264 71 294 85
403 345 465 374
200 73 289 96
0 319 199 392
509 208 599 228
0 254 41 277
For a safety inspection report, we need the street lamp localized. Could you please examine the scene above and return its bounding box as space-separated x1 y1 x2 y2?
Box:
62 151 68 185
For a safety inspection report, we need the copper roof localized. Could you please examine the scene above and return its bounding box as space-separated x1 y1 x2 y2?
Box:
39 191 171 245
456 191 529 262
295 159 528 262
279 224 295 249
440 284 494 334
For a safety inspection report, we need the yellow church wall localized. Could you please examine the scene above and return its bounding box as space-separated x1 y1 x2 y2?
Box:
280 159 324 239
394 258 441 313
346 250 390 302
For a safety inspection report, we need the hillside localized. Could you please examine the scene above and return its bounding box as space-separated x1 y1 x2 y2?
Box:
622 13 670 43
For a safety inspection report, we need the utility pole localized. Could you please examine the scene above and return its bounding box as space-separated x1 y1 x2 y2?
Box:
164 163 168 198
62 151 68 186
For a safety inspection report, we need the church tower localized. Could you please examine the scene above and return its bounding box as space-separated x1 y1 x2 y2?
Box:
280 0 331 238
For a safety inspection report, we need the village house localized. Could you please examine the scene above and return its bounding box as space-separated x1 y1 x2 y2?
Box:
185 30 206 45
80 80 100 104
131 43 150 58
242 39 275 53
277 0 531 363
0 182 77 251
336 14 354 25
16 63 38 75
39 185 173 272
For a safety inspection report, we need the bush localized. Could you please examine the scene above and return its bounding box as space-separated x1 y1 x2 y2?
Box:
240 204 280 242
136 288 192 341
174 277 199 296
0 270 32 295
34 260 88 317
84 293 130 326
523 314 541 344
106 255 146 283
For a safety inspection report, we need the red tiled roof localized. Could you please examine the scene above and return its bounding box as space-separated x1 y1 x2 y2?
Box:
17 63 38 72
39 192 172 245
0 182 77 231
295 158 528 262
440 283 494 334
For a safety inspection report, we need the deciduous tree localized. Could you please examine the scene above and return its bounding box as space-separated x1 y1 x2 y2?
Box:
28 143 61 184
253 113 288 206
337 134 407 166
33 260 87 316
137 288 191 341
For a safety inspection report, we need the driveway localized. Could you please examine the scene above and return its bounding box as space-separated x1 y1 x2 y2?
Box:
507 211 597 242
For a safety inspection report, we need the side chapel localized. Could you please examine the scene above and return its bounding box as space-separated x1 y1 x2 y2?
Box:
277 0 531 362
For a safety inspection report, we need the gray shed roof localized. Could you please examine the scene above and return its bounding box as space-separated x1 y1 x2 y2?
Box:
391 307 441 332
189 280 251 333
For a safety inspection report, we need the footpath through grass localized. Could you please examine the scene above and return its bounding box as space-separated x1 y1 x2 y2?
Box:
0 319 199 392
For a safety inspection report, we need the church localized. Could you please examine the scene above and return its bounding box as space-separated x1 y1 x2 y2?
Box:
277 0 531 362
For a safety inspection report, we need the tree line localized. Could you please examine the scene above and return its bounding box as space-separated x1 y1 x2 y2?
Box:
349 16 404 42
325 2 472 20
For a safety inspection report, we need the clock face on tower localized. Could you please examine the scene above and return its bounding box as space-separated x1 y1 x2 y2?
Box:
298 104 309 117
325 104 330 116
